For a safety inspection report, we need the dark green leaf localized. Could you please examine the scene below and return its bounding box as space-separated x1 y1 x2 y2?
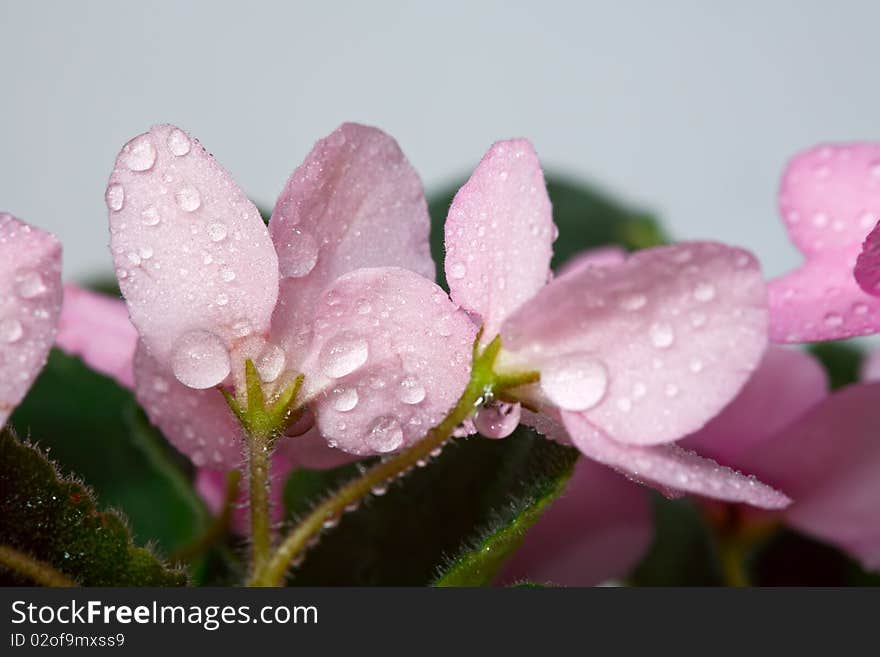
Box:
428 173 666 290
0 428 185 586
808 341 864 391
10 350 209 555
284 427 578 586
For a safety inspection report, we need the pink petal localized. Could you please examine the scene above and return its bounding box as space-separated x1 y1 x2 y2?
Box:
445 139 555 339
555 245 627 280
55 285 138 389
561 411 791 509
277 423 361 470
133 340 243 469
269 123 434 370
768 253 880 342
0 214 63 427
499 458 653 586
861 348 880 382
855 220 880 295
734 383 880 568
500 242 768 446
299 267 476 456
770 143 880 341
196 452 295 535
106 124 279 388
680 346 828 464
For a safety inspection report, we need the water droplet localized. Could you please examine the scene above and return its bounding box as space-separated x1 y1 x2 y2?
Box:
366 416 404 453
649 322 675 348
208 223 228 242
0 318 23 343
167 128 191 156
398 376 426 405
824 313 844 328
15 270 46 299
332 387 359 412
278 230 318 278
176 185 201 212
664 383 679 398
171 330 230 389
105 184 125 211
853 303 869 315
812 212 829 228
141 205 161 226
693 282 716 302
860 212 877 230
123 134 157 171
689 358 704 373
618 292 646 311
474 402 521 438
231 320 251 337
220 267 236 282
139 245 153 260
355 299 371 315
256 344 285 383
448 261 466 279
541 354 608 411
215 293 228 306
319 333 369 378
126 251 142 266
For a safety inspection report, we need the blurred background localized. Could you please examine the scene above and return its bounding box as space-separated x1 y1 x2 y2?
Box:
2 0 878 282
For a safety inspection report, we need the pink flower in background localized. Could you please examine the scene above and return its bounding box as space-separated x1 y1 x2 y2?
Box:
105 123 476 468
442 140 788 509
0 213 63 427
768 143 880 342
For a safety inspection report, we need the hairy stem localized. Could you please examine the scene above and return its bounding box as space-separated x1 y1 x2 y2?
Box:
250 336 506 587
0 545 77 587
249 433 273 577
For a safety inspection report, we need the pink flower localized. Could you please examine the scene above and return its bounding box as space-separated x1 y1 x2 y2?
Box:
0 213 63 427
768 143 880 342
104 123 476 468
684 346 880 571
443 140 789 509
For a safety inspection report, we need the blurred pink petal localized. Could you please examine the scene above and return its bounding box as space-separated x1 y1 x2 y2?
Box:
499 458 652 586
500 242 768 446
300 267 476 455
855 220 880 295
555 245 627 280
55 285 138 388
561 411 791 509
445 139 554 339
734 383 880 568
680 346 828 463
106 124 279 388
770 143 880 341
277 423 361 470
861 348 880 382
0 213 63 427
133 340 243 469
270 123 435 369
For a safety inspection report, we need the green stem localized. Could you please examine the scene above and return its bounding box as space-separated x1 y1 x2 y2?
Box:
170 470 241 564
249 432 273 578
0 545 78 587
250 337 503 587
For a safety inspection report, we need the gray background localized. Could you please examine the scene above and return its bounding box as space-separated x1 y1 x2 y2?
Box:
1 1 877 282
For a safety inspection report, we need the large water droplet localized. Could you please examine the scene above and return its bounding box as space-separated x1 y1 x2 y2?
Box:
208 223 228 242
474 402 520 438
332 387 359 412
171 330 230 389
15 270 46 299
0 318 23 343
105 184 125 211
398 376 426 405
167 128 191 156
541 354 608 411
123 134 157 171
256 343 285 383
141 205 161 226
692 282 716 302
319 333 369 378
176 185 201 212
366 416 403 453
278 230 319 278
649 322 675 348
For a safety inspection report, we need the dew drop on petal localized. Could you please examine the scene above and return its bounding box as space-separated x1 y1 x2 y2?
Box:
141 205 161 226
123 135 157 171
618 292 647 311
176 185 201 212
319 333 369 378
208 223 228 242
256 343 285 383
332 387 359 412
278 230 319 278
366 416 403 453
167 128 192 156
541 354 608 411
105 184 125 211
15 270 46 299
649 322 675 348
448 262 466 279
171 330 230 389
0 318 23 343
824 313 844 328
693 282 716 302
474 402 521 439
398 376 426 405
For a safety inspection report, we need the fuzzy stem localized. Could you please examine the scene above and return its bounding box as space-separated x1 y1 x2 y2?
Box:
248 432 273 577
0 545 77 587
250 335 505 587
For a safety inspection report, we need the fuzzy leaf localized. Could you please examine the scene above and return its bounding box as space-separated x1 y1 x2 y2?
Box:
284 427 578 586
0 428 185 586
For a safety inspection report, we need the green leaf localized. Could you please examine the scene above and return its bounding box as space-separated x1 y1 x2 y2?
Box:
10 350 210 556
808 341 864 391
428 173 666 290
283 427 578 585
0 428 185 586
